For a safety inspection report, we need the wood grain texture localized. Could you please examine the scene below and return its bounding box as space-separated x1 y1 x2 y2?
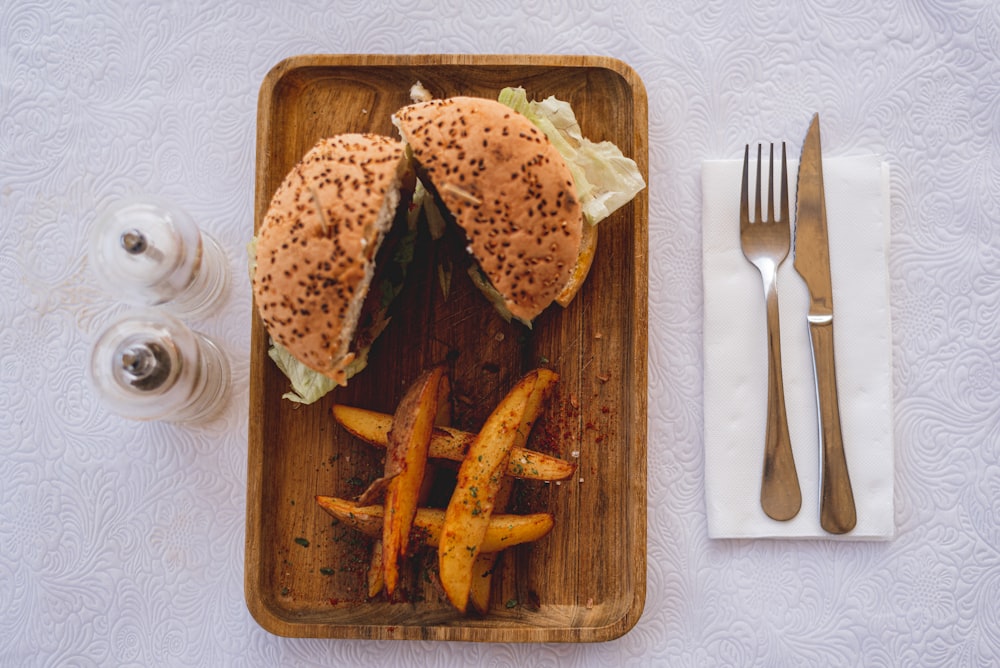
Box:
245 54 648 642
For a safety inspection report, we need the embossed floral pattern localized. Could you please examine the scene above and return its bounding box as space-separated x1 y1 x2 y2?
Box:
2 0 1000 665
1 474 62 569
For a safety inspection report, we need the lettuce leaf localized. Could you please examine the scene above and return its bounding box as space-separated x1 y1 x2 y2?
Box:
267 342 338 404
498 86 645 225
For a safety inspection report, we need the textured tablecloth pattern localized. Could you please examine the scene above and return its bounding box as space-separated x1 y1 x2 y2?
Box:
2 1 999 666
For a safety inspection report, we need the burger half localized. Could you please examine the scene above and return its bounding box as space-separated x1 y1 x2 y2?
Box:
394 87 645 324
251 133 415 400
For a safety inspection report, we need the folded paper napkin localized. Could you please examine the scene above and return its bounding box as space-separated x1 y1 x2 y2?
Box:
701 155 894 539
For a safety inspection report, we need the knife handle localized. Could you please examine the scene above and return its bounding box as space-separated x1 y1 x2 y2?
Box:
807 316 857 534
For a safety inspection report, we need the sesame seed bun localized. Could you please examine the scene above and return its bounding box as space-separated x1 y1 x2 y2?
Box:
393 96 583 323
252 134 409 386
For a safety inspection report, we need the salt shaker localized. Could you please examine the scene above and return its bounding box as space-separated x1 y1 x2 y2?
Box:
89 196 230 319
89 311 230 424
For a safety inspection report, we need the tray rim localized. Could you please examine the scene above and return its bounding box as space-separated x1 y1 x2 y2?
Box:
245 52 649 643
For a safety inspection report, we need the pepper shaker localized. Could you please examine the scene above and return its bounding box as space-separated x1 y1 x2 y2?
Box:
89 196 230 319
89 310 230 424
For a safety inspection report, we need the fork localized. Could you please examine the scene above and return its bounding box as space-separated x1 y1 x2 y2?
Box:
740 143 802 522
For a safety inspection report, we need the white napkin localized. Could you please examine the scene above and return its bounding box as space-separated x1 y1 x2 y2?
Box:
701 155 894 539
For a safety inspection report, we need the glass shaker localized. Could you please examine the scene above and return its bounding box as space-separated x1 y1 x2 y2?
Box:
89 196 230 319
90 310 230 424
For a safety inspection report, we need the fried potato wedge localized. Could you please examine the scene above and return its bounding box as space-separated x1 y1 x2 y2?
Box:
315 497 554 553
468 496 506 615
469 375 555 614
380 365 448 595
439 369 559 613
332 405 575 481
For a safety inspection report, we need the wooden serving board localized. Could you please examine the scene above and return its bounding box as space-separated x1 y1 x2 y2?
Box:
246 54 648 642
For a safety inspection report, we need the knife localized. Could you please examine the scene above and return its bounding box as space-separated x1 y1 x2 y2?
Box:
793 113 857 534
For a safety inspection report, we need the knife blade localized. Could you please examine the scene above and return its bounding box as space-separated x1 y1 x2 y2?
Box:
794 113 857 534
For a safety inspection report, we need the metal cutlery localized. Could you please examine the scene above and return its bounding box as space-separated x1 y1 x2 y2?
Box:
793 113 857 534
740 142 802 522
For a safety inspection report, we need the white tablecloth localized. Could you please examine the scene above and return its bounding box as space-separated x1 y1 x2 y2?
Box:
3 1 999 665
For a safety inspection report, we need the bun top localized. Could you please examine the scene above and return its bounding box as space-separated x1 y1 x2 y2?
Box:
393 96 582 322
252 134 407 385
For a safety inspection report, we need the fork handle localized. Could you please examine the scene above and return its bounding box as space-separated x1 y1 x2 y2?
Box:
807 317 857 534
760 281 802 521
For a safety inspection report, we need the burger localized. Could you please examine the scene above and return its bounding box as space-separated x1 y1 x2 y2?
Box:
251 133 415 400
251 87 644 403
392 95 584 323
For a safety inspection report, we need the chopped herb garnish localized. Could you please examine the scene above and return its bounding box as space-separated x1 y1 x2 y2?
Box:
294 537 310 548
506 599 518 609
320 567 334 576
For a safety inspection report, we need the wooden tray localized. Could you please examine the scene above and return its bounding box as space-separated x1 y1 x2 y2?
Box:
245 54 648 642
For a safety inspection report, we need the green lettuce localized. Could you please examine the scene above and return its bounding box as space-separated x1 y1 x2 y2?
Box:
497 86 645 225
267 342 338 404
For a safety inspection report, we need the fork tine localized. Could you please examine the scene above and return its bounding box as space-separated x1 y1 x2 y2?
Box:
767 143 775 223
754 144 762 224
779 142 789 223
740 144 750 229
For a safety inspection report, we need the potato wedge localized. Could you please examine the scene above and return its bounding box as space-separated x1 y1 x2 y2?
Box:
315 496 554 552
439 369 559 613
332 405 575 481
468 499 506 614
380 365 448 595
468 374 555 614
